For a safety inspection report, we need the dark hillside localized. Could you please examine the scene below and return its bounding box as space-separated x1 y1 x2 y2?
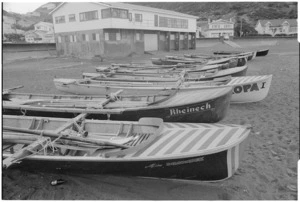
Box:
132 2 298 26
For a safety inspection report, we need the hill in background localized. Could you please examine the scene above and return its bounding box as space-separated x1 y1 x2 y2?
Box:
3 2 298 34
132 2 297 25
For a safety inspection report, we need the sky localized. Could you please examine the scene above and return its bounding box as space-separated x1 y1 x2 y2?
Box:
3 2 46 14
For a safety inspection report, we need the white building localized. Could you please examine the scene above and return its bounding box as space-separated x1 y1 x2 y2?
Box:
255 19 297 36
197 18 235 38
25 22 55 43
50 2 198 57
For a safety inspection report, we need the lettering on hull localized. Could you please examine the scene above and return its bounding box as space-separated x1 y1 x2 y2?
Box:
169 102 214 117
233 82 266 94
166 157 204 166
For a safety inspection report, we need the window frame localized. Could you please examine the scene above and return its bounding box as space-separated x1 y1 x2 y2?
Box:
79 10 99 22
159 16 188 29
69 14 76 22
135 13 143 22
102 8 129 19
55 16 65 24
128 13 132 21
105 31 121 41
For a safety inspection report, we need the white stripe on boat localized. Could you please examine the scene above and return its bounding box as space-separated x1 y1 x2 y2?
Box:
227 148 233 177
164 129 204 155
234 144 240 173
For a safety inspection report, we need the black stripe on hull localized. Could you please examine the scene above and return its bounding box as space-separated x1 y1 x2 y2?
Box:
3 91 231 123
4 150 229 181
256 50 269 57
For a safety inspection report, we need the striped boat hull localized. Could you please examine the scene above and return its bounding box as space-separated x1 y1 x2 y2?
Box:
228 75 272 103
3 118 250 181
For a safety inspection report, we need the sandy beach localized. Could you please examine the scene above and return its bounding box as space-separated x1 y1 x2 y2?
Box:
2 38 299 200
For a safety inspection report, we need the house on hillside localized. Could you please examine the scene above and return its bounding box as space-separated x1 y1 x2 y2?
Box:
49 2 198 58
255 19 298 36
34 21 54 32
197 18 235 38
24 21 55 43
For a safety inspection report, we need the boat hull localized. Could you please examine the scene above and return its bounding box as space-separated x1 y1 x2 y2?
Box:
3 88 232 123
3 142 246 182
229 75 272 103
3 115 250 182
186 65 248 81
214 51 255 61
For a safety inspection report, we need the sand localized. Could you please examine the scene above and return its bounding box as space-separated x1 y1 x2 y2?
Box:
2 38 299 200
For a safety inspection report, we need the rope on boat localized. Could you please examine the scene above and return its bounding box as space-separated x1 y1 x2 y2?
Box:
20 137 55 159
106 92 120 102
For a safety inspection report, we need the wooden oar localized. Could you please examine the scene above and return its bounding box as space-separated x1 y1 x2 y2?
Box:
3 85 24 95
3 133 135 147
3 126 130 149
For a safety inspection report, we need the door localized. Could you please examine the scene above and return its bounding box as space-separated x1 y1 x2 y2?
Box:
144 34 158 51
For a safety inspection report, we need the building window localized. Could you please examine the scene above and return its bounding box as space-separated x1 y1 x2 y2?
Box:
116 32 121 40
136 33 141 41
109 33 116 41
128 13 132 21
64 35 69 43
154 15 158 27
112 8 128 18
82 34 89 41
135 14 142 22
105 31 121 41
69 14 76 22
70 35 76 42
80 10 98 22
55 16 65 24
102 8 128 19
170 34 175 40
105 33 109 41
92 33 100 41
159 16 188 29
58 36 62 43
